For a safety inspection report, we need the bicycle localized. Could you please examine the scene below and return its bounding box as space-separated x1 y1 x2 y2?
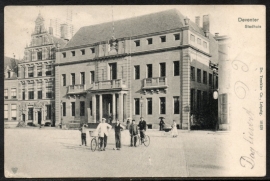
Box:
89 130 101 152
138 132 150 147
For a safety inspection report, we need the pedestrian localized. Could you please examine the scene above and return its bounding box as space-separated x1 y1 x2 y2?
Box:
159 117 165 131
79 124 88 146
129 119 138 147
138 117 147 143
126 118 131 130
114 119 125 150
171 120 178 137
96 118 112 151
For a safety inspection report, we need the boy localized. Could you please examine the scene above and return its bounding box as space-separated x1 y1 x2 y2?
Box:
80 124 88 146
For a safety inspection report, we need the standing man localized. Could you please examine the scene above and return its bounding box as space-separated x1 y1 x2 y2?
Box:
138 117 147 143
114 119 125 150
159 117 165 131
96 118 112 151
129 119 138 147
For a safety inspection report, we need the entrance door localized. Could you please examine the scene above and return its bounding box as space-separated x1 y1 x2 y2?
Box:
38 112 42 124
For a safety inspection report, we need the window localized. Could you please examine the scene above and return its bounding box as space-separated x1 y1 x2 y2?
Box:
90 48 95 53
11 88 16 99
134 40 140 47
28 89 34 99
134 98 140 115
71 51 75 56
80 72 85 85
203 71 207 84
90 71 95 84
197 38 201 45
190 89 195 111
160 36 166 43
197 69 201 83
216 76 218 88
46 65 52 76
190 34 195 42
160 97 166 114
209 73 213 85
109 63 117 80
160 63 166 77
89 101 92 116
174 61 180 76
4 89 8 99
11 104 17 120
46 105 51 120
28 108 33 120
22 90 25 100
37 51 42 60
62 102 66 116
4 105 8 120
38 90 42 99
28 67 34 77
80 101 85 116
81 49 85 55
147 98 152 115
203 91 208 107
191 66 195 81
71 102 75 116
203 41 207 48
174 34 180 40
46 81 53 98
147 38 152 45
197 90 201 110
62 74 66 86
62 52 66 58
147 64 152 78
173 96 180 114
37 66 42 76
134 65 140 79
71 73 75 85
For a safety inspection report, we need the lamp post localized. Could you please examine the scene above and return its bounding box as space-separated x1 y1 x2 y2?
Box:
140 96 143 118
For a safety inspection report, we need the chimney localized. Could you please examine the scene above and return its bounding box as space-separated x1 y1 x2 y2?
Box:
60 24 68 40
203 15 210 38
49 27 53 35
195 16 200 27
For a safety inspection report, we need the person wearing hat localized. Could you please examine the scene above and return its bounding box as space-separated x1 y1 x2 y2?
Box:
129 119 138 147
113 119 125 150
159 117 165 131
96 118 112 151
79 123 88 146
138 117 147 143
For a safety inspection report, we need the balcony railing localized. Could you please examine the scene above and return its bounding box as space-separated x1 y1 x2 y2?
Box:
68 84 86 94
93 79 126 90
143 77 168 88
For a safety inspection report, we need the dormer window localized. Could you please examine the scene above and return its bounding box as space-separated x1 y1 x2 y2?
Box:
174 34 180 40
147 38 153 45
81 49 85 55
90 48 95 54
134 40 140 47
71 51 75 56
62 52 66 58
160 36 166 43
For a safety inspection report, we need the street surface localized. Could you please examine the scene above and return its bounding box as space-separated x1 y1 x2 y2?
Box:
5 128 230 178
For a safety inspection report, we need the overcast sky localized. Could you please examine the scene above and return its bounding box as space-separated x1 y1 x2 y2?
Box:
4 5 265 60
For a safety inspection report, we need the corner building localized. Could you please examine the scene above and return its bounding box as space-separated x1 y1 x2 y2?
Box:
55 9 219 129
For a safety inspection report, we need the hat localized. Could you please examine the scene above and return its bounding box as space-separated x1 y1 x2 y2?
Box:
132 119 135 122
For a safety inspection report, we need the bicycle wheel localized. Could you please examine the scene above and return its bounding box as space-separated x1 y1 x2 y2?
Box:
143 135 150 147
138 136 142 146
91 138 97 151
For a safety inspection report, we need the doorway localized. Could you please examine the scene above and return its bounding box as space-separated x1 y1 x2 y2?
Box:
38 112 42 124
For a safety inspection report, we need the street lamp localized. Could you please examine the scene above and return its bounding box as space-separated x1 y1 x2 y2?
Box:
140 96 143 117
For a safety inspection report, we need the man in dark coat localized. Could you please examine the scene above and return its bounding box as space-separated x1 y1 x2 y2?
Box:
159 118 165 131
114 119 125 150
138 117 147 143
129 120 138 147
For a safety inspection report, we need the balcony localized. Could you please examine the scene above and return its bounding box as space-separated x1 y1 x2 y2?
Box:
92 79 127 91
67 84 86 94
142 77 168 94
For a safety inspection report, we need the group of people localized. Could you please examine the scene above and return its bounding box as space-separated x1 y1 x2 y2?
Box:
159 118 178 137
79 117 147 151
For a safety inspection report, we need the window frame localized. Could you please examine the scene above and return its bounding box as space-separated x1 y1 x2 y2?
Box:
147 38 153 45
173 61 180 76
160 97 166 114
147 98 152 115
134 40 140 47
134 98 140 115
174 34 180 41
80 101 85 116
62 74 66 86
134 65 140 80
80 49 85 55
173 96 180 114
197 69 201 83
160 36 166 43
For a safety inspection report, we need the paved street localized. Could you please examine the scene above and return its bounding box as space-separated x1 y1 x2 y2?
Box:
5 128 229 178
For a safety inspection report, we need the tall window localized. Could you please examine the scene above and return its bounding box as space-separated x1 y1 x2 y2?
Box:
209 73 213 85
109 63 117 80
160 63 166 77
90 71 95 84
46 105 51 119
160 97 166 114
11 104 17 120
28 88 34 99
190 89 195 112
28 67 34 77
173 96 180 114
38 90 42 99
62 102 66 116
80 72 85 85
37 51 42 60
46 81 53 99
28 108 33 120
174 61 180 76
46 65 52 76
4 89 8 99
62 74 66 86
203 91 208 107
89 101 92 116
197 69 201 83
71 102 75 116
71 73 75 85
190 34 195 42
37 66 42 76
134 98 140 115
80 101 85 116
134 65 140 79
4 105 8 120
216 76 218 89
22 90 25 100
11 88 16 99
147 98 152 115
147 64 152 78
191 66 195 81
197 90 201 110
203 71 207 84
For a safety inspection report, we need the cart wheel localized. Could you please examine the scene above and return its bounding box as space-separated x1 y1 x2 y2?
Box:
91 138 97 152
143 135 150 147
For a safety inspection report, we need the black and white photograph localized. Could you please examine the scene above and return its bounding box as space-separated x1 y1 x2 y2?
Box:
4 5 266 178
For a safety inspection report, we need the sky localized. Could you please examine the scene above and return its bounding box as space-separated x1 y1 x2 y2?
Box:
4 5 265 60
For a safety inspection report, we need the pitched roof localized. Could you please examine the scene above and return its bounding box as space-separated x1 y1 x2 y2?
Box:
4 56 20 79
64 9 205 49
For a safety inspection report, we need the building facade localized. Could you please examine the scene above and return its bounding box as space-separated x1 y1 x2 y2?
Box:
54 9 219 129
17 13 67 126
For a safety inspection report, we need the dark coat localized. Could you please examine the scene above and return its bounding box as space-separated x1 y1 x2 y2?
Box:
138 120 147 131
129 123 138 135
